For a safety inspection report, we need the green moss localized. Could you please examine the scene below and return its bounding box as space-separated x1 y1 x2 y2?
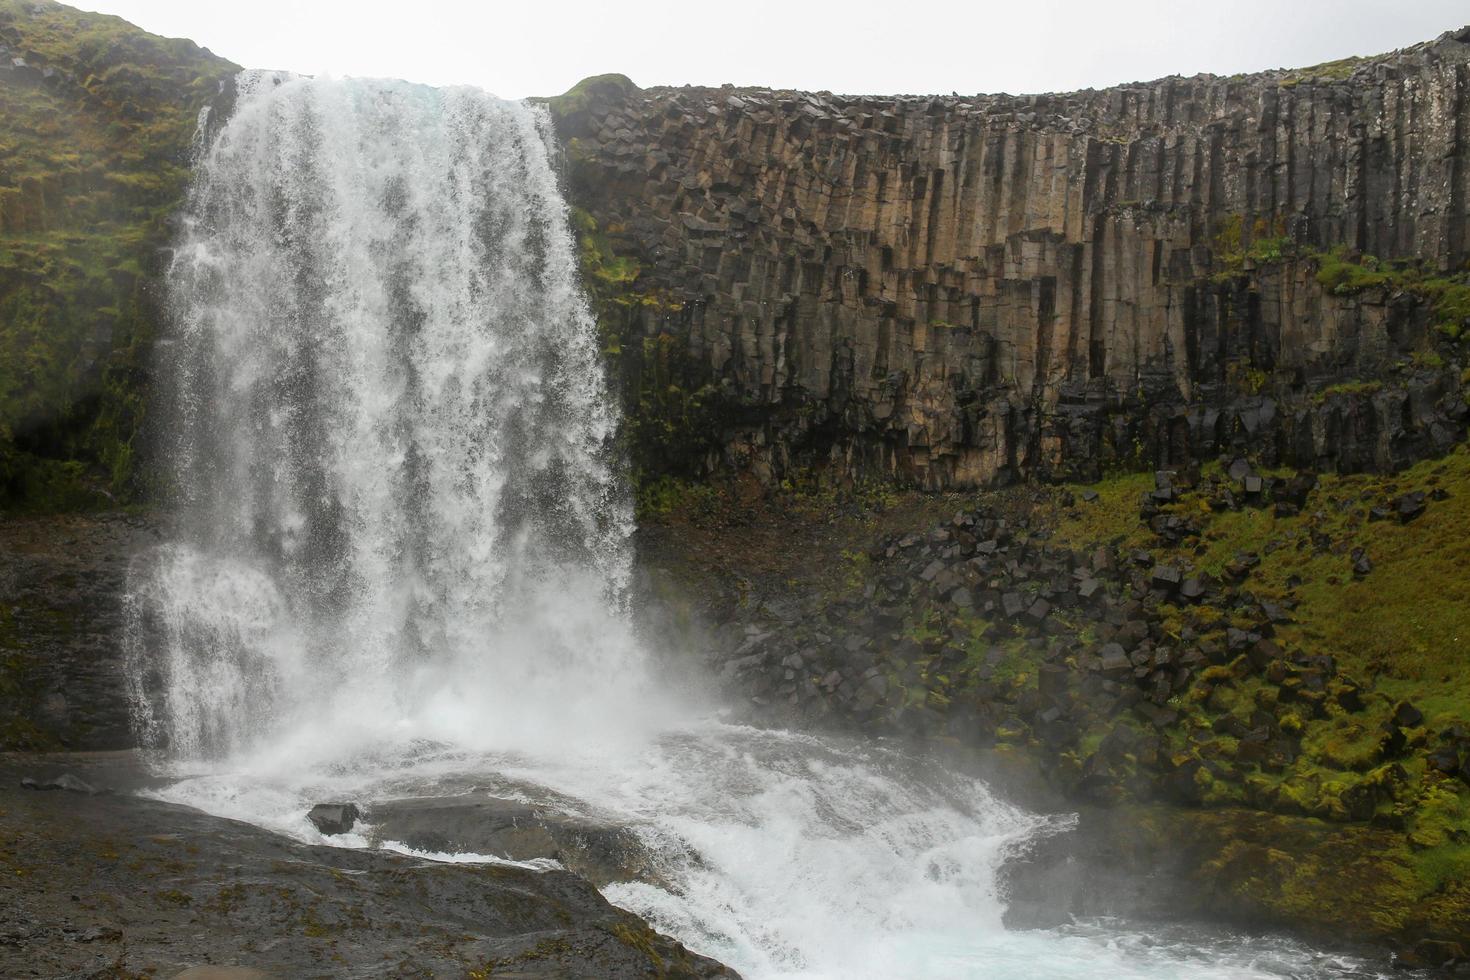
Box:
571 206 643 297
1031 442 1470 935
1050 470 1155 551
1302 716 1382 772
544 73 639 122
634 475 724 522
1211 214 1292 282
1277 56 1364 87
1313 379 1382 404
1312 246 1470 338
0 0 238 510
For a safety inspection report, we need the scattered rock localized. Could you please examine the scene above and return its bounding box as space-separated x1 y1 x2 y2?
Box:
1394 492 1428 523
1393 701 1425 728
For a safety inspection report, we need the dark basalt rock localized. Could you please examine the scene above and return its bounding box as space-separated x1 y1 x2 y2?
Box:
1393 701 1425 728
1395 492 1428 523
1427 747 1461 776
556 32 1470 491
307 802 360 836
0 758 737 979
365 795 658 889
0 514 158 751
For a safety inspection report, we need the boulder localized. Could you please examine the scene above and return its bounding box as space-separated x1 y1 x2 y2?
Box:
307 803 361 836
1393 701 1425 728
1395 492 1428 523
1098 643 1131 678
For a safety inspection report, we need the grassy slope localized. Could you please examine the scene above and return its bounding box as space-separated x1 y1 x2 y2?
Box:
0 0 237 509
1045 448 1470 939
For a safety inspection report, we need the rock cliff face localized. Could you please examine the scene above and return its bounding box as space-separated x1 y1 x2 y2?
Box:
0 0 236 509
557 30 1470 489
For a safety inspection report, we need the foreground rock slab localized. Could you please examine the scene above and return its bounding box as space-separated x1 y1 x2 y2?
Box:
0 755 736 979
367 794 658 889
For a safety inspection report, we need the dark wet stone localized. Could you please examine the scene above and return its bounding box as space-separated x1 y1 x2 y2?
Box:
307 802 361 836
1098 643 1131 677
1149 565 1181 592
1395 492 1427 523
1393 701 1425 728
1380 725 1408 758
1428 747 1461 776
0 761 735 978
1393 939 1468 970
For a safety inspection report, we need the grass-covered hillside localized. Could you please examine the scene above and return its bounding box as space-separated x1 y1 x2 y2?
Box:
0 0 236 509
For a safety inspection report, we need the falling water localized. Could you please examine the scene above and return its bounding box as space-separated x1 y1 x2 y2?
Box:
126 73 1392 980
127 72 648 763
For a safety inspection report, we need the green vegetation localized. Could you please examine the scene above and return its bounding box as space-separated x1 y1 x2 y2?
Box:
544 73 639 122
568 207 731 496
1277 56 1364 88
1312 246 1470 339
1207 214 1470 345
1033 446 1470 938
0 0 237 510
1312 379 1382 404
1211 214 1294 282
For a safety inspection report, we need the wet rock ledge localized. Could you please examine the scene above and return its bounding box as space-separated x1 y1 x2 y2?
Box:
0 755 736 979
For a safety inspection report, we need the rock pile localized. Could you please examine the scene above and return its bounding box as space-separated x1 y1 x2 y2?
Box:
709 458 1464 816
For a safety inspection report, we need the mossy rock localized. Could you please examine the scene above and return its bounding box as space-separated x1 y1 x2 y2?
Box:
543 73 640 139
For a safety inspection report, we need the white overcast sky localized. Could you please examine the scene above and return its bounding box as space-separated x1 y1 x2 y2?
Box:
72 0 1470 100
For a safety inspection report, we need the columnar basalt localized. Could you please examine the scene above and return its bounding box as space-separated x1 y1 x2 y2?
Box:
556 30 1470 489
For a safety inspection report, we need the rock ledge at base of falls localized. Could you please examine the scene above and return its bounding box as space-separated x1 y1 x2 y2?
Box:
0 753 739 979
366 794 663 890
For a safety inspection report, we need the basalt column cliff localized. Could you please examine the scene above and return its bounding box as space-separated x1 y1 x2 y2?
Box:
555 30 1470 490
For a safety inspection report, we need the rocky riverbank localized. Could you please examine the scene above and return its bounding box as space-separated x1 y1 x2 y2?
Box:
0 752 736 978
635 443 1470 963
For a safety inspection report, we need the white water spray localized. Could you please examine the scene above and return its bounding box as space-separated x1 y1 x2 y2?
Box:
127 72 649 763
126 73 1389 980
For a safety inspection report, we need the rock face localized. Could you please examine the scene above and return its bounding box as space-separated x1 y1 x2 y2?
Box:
558 30 1470 488
0 0 238 509
0 513 156 750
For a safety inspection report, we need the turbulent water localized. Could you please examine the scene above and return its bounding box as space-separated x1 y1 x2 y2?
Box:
126 72 1390 980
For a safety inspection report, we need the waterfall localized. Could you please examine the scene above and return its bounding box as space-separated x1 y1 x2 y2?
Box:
125 72 1385 980
127 72 642 761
